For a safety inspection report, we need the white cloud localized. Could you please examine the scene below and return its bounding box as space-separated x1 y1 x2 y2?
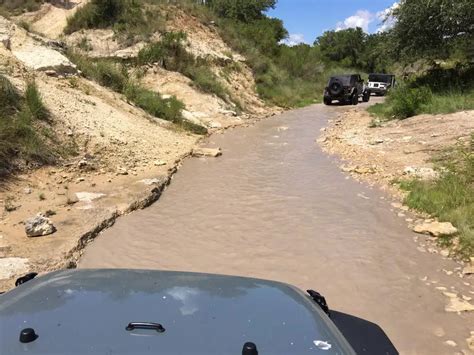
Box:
376 2 399 32
333 2 399 34
281 33 307 46
336 10 374 33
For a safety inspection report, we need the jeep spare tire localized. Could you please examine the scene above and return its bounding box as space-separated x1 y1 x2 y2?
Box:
329 80 343 96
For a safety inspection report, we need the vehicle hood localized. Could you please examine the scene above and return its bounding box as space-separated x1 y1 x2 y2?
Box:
0 269 354 354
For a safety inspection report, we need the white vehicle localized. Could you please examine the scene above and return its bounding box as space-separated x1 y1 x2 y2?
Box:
367 74 396 96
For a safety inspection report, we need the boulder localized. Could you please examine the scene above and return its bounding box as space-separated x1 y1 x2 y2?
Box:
192 147 222 158
0 257 29 280
413 221 458 237
13 45 77 75
25 214 56 237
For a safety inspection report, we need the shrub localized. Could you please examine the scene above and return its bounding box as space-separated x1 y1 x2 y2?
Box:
123 83 184 123
388 85 433 119
64 0 164 41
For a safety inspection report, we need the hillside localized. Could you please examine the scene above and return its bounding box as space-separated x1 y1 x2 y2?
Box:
0 1 277 290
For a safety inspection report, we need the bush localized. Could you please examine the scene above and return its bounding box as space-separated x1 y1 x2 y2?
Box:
123 83 183 123
64 0 164 41
389 85 433 119
138 33 230 103
0 0 42 15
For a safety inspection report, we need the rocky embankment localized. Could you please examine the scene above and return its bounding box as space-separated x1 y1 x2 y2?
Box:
0 3 277 292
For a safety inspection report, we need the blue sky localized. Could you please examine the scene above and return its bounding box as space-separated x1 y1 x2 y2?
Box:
268 0 398 45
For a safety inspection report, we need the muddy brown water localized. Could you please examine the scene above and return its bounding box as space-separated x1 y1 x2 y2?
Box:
80 104 473 354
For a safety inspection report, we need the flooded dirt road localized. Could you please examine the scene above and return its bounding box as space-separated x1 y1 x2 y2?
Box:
80 104 473 354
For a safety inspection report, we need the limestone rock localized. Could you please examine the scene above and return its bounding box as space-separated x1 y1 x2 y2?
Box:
445 297 474 313
0 258 29 280
75 192 106 203
13 45 77 75
25 214 56 237
413 221 458 237
192 147 222 158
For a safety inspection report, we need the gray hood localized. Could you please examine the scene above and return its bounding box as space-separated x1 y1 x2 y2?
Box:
0 269 354 354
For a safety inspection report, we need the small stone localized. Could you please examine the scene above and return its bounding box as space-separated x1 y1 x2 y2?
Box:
78 159 88 168
444 340 456 347
445 297 474 313
44 69 57 76
25 214 56 237
76 177 85 182
391 202 403 209
154 160 166 166
413 221 458 237
467 333 474 350
463 266 474 275
192 147 222 158
75 192 105 203
440 249 450 257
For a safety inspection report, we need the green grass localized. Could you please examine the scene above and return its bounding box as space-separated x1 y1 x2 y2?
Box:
0 0 43 15
399 139 474 258
368 86 474 121
137 33 231 104
25 80 49 120
0 75 54 173
64 0 165 43
68 51 206 134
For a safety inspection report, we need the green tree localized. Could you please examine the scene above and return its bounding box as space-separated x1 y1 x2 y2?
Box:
391 0 474 61
207 0 276 22
315 28 367 68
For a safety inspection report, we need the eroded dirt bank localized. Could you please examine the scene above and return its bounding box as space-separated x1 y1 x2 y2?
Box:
79 103 474 354
0 7 279 291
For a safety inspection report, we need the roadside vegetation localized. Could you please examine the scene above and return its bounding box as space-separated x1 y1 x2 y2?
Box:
0 75 55 174
399 136 474 257
67 51 207 135
137 32 231 105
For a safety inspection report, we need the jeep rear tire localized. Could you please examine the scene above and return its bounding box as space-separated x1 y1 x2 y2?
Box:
362 91 370 102
323 97 332 105
351 93 358 105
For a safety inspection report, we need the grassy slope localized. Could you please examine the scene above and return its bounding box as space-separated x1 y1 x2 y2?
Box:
0 76 55 174
399 140 474 258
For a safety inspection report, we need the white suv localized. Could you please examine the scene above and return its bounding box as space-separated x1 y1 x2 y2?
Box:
367 74 396 96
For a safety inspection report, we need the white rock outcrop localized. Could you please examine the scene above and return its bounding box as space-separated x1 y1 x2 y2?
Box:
13 45 77 75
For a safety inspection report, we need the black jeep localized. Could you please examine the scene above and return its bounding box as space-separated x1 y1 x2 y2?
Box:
323 74 369 105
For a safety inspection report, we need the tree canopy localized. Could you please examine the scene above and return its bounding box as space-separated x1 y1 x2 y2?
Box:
206 0 277 22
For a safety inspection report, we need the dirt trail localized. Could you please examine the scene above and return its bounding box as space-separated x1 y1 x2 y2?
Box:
80 103 474 354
